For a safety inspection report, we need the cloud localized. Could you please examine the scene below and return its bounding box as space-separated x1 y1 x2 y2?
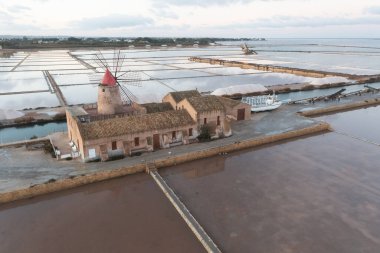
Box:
216 15 380 30
365 6 380 15
7 5 31 13
72 14 153 30
154 0 254 6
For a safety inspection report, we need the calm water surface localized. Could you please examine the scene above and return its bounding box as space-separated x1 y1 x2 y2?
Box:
0 173 205 253
161 132 380 253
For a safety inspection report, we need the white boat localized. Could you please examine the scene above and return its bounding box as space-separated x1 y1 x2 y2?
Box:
242 93 282 112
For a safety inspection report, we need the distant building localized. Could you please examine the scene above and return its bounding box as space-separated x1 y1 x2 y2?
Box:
66 71 250 162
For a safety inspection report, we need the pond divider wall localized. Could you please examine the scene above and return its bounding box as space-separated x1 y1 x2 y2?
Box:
300 98 380 117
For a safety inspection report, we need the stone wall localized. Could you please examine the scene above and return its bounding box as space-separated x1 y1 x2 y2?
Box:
97 85 124 115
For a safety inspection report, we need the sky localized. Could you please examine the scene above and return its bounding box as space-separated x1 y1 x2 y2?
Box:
0 0 379 38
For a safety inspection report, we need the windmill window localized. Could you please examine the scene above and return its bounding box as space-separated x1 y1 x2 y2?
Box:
102 89 105 92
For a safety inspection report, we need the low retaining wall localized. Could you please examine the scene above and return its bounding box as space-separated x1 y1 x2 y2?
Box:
300 98 380 117
190 57 380 84
0 164 146 204
0 138 49 149
190 57 354 79
153 122 330 169
0 122 330 204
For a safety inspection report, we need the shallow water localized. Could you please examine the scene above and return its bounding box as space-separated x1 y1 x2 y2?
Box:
317 105 380 143
0 173 205 253
161 132 380 253
0 122 67 143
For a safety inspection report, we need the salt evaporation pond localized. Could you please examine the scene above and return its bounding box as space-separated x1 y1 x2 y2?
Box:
317 104 380 144
161 131 380 252
222 39 380 75
0 72 48 93
0 173 205 253
0 122 67 143
0 92 60 110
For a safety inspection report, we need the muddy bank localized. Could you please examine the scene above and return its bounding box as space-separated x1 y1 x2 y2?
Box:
0 107 66 128
0 173 205 253
0 122 329 204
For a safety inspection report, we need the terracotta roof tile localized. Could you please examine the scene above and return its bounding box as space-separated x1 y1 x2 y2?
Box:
141 102 173 113
185 96 226 112
169 90 201 103
79 110 195 140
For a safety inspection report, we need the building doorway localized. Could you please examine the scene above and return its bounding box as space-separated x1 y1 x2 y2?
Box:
153 134 160 150
237 108 245 121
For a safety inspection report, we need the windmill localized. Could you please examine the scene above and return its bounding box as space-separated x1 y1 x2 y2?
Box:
241 43 257 55
90 50 142 115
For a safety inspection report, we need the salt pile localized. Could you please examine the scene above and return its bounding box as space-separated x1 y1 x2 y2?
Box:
211 84 268 96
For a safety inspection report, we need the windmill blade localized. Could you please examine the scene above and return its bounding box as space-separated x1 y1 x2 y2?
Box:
118 81 138 104
97 50 110 69
93 54 108 72
114 49 121 77
117 71 142 87
113 49 117 75
116 50 126 76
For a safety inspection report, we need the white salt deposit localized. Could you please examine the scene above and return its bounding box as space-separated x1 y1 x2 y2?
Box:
211 84 268 96
309 77 351 85
0 109 24 120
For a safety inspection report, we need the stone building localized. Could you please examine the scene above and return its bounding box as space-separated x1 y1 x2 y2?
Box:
66 71 251 162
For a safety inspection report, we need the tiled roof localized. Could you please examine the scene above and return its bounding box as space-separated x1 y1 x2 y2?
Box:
141 102 173 113
215 96 242 108
169 90 201 103
79 110 195 140
185 96 226 112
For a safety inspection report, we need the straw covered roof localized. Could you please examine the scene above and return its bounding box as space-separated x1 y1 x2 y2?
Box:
79 110 195 140
168 90 201 103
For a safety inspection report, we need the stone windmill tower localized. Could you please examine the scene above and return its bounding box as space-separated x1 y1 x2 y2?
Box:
98 69 124 115
92 50 141 115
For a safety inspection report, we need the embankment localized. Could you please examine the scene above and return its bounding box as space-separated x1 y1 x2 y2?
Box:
189 57 380 82
300 98 380 117
0 122 329 204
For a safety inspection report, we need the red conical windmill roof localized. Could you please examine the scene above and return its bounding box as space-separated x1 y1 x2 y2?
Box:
101 69 117 86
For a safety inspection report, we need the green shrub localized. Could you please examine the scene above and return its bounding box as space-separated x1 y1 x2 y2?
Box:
198 124 211 142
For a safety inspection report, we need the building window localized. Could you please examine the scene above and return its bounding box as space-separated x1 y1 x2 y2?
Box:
102 88 105 92
112 141 117 150
172 131 176 139
217 116 220 126
204 118 207 124
134 137 139 147
189 128 193 136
